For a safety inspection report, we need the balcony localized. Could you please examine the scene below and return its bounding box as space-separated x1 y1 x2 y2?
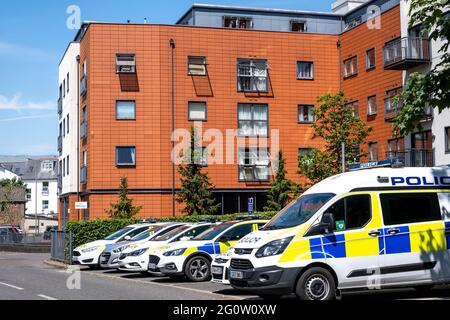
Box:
384 96 402 121
386 149 434 167
80 75 87 96
80 121 87 139
58 135 62 152
383 37 430 70
58 97 62 116
80 166 87 184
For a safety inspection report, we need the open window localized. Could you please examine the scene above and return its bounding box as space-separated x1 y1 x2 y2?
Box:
290 20 307 32
223 16 253 29
188 56 207 76
116 54 136 73
237 59 268 92
238 147 270 182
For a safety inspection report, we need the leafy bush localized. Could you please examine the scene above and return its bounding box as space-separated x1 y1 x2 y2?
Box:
66 212 277 248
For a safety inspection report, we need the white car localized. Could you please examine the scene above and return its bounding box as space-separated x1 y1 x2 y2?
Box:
72 223 155 268
118 223 213 273
99 223 183 269
211 249 233 285
148 220 268 282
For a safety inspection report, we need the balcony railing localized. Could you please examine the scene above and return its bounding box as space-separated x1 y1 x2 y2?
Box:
80 121 87 139
80 166 87 184
80 75 87 96
386 149 434 167
58 135 62 152
383 37 430 70
58 97 62 116
384 96 402 121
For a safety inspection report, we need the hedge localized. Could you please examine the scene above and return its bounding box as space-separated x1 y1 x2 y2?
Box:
66 212 277 249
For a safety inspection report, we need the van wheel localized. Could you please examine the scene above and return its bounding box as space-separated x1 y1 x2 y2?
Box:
296 267 336 301
184 256 211 282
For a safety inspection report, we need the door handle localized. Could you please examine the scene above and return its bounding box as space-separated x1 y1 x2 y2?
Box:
368 230 381 237
387 228 400 235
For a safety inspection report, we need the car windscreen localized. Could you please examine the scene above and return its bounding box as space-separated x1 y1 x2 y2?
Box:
131 226 166 241
104 227 134 240
192 223 234 241
150 225 191 242
263 193 335 230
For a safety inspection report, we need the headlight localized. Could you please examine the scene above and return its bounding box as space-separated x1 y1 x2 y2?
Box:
129 249 147 256
81 246 100 253
113 245 128 254
255 237 293 258
163 248 187 256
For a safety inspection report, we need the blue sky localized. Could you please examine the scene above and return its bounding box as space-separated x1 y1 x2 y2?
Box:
0 0 335 156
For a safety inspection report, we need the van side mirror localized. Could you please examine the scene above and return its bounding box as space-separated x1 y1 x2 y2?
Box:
304 213 335 237
124 235 131 241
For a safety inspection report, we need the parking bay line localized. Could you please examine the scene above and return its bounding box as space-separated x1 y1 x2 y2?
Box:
0 281 24 291
37 294 58 300
84 270 242 300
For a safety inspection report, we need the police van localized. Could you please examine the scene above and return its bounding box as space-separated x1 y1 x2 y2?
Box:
229 167 450 300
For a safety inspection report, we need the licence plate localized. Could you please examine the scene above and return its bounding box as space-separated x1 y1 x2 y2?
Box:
230 271 243 279
148 263 157 270
100 257 107 262
211 266 223 275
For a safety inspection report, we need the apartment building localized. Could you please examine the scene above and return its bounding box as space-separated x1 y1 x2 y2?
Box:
57 0 449 223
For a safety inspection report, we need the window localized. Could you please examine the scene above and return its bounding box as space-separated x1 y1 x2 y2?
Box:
26 189 31 200
187 56 207 76
59 85 63 100
237 59 268 92
366 48 376 70
116 147 136 166
298 105 314 123
67 73 70 93
82 151 87 167
62 158 66 177
220 224 253 242
238 147 270 181
62 118 66 137
188 102 207 121
42 181 49 193
380 193 441 226
63 79 66 98
66 114 69 134
368 142 378 162
290 20 307 32
238 103 268 137
343 56 358 78
296 61 314 80
223 16 253 29
367 95 377 115
116 101 136 120
325 194 371 231
42 200 49 211
387 137 405 158
82 60 87 77
345 101 359 117
116 53 136 73
445 127 450 153
66 156 69 175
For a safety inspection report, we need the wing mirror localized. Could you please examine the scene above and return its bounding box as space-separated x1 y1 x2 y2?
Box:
305 213 335 236
124 235 132 241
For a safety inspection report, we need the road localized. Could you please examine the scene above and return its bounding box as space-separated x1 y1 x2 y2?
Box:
1 251 450 300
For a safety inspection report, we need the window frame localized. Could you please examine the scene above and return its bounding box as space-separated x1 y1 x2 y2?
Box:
187 56 207 76
343 55 358 78
290 20 307 33
296 61 314 80
115 100 136 120
367 95 378 116
238 147 271 182
368 142 378 162
366 48 376 70
116 146 137 167
345 100 360 117
116 53 136 74
297 104 315 123
237 103 269 137
223 16 253 29
237 58 269 93
188 101 207 122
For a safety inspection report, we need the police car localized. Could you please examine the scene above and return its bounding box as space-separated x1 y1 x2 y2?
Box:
148 220 268 282
117 223 213 273
72 223 155 268
210 249 233 284
229 167 450 300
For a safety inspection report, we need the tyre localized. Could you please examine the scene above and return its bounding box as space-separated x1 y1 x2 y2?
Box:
184 256 211 282
296 267 336 301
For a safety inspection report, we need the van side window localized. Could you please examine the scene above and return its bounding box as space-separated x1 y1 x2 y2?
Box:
380 193 441 226
326 195 371 231
221 224 252 241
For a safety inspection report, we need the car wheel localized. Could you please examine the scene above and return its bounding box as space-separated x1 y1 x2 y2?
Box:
184 256 211 282
296 267 336 301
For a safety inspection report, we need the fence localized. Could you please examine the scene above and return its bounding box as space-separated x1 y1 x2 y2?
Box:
0 232 46 244
50 231 73 264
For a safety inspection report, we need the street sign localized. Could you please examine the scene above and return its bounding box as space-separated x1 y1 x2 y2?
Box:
247 197 254 215
75 202 88 210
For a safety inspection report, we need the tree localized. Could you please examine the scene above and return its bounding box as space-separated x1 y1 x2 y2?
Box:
298 91 373 186
0 178 26 225
176 126 221 216
393 0 450 135
106 176 142 219
264 150 300 212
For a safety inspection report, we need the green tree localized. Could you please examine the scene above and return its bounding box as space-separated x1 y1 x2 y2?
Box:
264 150 300 212
177 126 221 216
0 178 26 225
393 0 450 135
0 177 25 189
298 91 373 186
106 176 142 219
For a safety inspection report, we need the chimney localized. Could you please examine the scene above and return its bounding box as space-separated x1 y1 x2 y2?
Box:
331 0 370 14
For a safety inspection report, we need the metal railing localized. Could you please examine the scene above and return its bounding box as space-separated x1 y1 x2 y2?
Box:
0 232 46 244
51 231 73 264
386 149 434 167
80 120 87 139
383 37 430 67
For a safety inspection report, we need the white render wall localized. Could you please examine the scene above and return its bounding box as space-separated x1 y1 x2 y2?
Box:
59 42 80 195
400 1 450 166
24 179 58 216
0 167 18 180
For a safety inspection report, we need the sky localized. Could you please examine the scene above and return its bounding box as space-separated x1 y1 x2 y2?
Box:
0 0 335 156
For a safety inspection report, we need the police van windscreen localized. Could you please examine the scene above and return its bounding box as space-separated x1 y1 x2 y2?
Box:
263 193 335 230
192 222 234 241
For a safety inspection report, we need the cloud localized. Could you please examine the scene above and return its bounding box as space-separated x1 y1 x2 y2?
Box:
0 41 55 60
0 93 55 111
0 114 54 123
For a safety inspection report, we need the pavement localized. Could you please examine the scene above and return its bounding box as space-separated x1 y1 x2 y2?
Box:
2 251 450 300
